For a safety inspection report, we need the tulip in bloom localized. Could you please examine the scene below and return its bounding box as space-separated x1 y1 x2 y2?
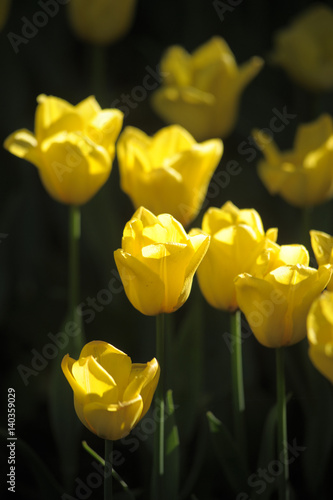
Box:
62 341 160 440
253 114 333 207
310 230 333 291
67 0 137 45
117 125 223 227
307 291 333 384
235 264 332 348
151 36 264 141
270 4 333 92
195 201 277 312
4 95 123 205
114 207 210 316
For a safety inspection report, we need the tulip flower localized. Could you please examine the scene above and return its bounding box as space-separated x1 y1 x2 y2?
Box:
116 125 223 227
195 201 277 312
4 94 123 205
235 264 332 348
270 4 333 92
255 240 310 277
151 36 264 141
62 341 160 440
310 230 333 291
67 0 138 45
114 206 210 316
253 114 333 207
0 0 10 31
307 291 333 384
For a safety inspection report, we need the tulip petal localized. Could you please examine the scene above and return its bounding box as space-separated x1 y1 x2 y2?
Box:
4 129 40 167
75 96 101 121
72 356 117 399
129 360 160 418
79 341 132 400
124 358 160 401
114 249 165 316
294 114 333 153
82 397 143 440
235 273 288 347
35 94 81 142
88 109 124 155
39 131 111 204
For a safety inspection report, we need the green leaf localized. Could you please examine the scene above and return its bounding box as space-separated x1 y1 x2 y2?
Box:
206 411 248 494
0 428 63 498
164 389 180 499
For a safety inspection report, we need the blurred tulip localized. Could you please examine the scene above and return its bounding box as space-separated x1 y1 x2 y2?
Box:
0 0 10 31
67 0 137 45
4 94 123 205
310 230 333 291
195 201 277 312
270 4 333 92
253 114 333 207
151 36 263 141
307 291 333 384
114 206 210 316
117 125 223 227
62 341 160 440
235 264 331 348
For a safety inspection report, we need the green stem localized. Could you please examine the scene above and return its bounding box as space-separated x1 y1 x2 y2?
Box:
82 441 135 499
300 206 312 248
104 439 113 500
152 313 166 499
68 205 83 355
276 347 289 500
230 310 246 457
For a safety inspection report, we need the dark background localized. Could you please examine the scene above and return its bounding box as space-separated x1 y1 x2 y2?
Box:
1 1 333 499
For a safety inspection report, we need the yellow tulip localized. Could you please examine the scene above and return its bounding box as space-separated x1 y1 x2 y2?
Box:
307 291 333 384
151 36 264 141
235 264 332 348
67 0 137 45
195 201 277 312
310 230 333 291
270 4 333 92
114 206 210 316
62 341 160 440
116 125 223 227
4 94 123 205
253 114 333 207
0 0 10 31
255 241 310 277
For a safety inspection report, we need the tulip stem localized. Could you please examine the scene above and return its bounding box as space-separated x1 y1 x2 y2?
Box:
230 310 246 457
276 347 289 500
68 204 83 355
104 439 113 500
152 313 166 498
